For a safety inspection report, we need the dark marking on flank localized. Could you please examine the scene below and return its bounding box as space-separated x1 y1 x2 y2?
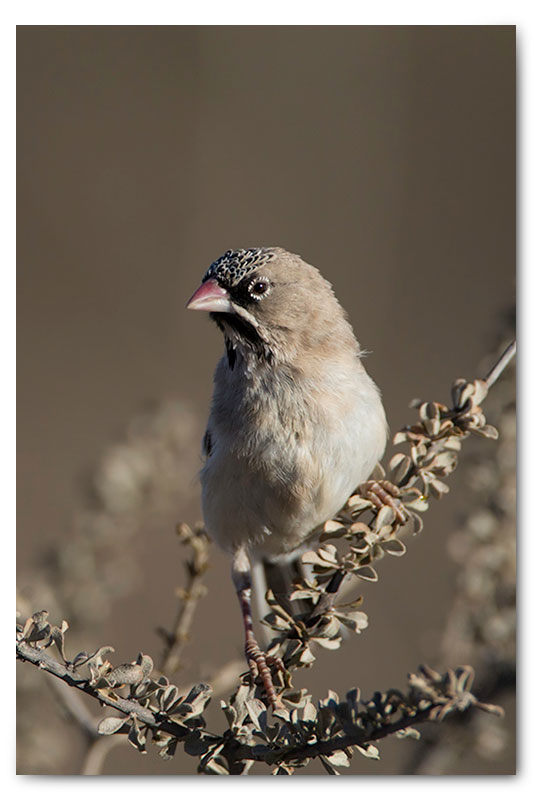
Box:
202 429 213 458
225 339 236 370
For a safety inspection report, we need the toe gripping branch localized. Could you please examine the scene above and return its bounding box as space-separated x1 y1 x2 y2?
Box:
241 591 285 709
359 479 409 524
232 547 285 708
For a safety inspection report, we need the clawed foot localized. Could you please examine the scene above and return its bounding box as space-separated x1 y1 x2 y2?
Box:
359 479 409 525
245 641 285 709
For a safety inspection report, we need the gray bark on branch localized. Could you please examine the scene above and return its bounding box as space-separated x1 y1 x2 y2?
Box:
16 340 515 774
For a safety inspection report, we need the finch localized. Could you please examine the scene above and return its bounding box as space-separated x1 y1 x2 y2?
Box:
187 247 387 705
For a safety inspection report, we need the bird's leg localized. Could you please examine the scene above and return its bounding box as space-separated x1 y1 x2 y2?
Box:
231 547 284 709
358 479 409 524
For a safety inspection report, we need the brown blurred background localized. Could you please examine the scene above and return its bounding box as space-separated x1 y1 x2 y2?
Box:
17 25 515 775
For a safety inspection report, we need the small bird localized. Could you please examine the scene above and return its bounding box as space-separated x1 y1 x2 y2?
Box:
186 247 388 706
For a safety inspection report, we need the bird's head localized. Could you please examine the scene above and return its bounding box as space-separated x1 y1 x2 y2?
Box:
186 247 357 366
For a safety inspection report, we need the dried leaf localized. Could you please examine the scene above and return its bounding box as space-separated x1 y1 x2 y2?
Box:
430 451 458 474
354 743 380 760
452 378 474 409
245 698 268 732
370 462 386 480
138 654 154 680
475 424 499 439
405 495 429 513
323 749 350 768
49 625 68 663
420 402 441 436
389 453 412 483
374 506 396 529
394 726 421 740
345 495 373 512
313 636 342 650
302 545 339 570
471 378 489 405
160 685 181 712
158 737 178 760
290 585 322 602
321 520 348 537
429 479 450 499
106 663 144 687
392 431 410 445
410 512 424 534
273 765 294 775
381 538 407 556
354 566 379 582
97 716 128 736
335 610 369 632
127 716 147 753
302 701 317 722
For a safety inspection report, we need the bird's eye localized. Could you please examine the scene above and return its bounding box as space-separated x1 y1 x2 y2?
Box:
248 277 270 299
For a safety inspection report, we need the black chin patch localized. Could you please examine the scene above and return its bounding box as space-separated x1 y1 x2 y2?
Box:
211 312 273 363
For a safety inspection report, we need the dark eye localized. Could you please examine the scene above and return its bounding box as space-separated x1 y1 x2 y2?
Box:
248 277 271 299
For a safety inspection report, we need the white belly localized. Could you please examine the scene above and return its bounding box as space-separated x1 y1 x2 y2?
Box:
200 364 387 558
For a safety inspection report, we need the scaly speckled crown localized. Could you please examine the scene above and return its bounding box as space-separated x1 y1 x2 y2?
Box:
203 248 276 288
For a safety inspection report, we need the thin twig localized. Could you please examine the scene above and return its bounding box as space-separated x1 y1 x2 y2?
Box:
17 344 515 774
48 671 125 775
16 640 190 741
158 524 210 675
231 709 443 764
18 638 491 767
484 339 516 388
82 736 126 775
159 578 207 675
46 673 99 739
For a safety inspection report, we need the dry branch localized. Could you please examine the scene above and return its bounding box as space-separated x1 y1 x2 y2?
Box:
16 340 515 774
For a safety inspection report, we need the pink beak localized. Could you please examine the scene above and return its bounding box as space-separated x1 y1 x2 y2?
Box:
186 278 232 313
